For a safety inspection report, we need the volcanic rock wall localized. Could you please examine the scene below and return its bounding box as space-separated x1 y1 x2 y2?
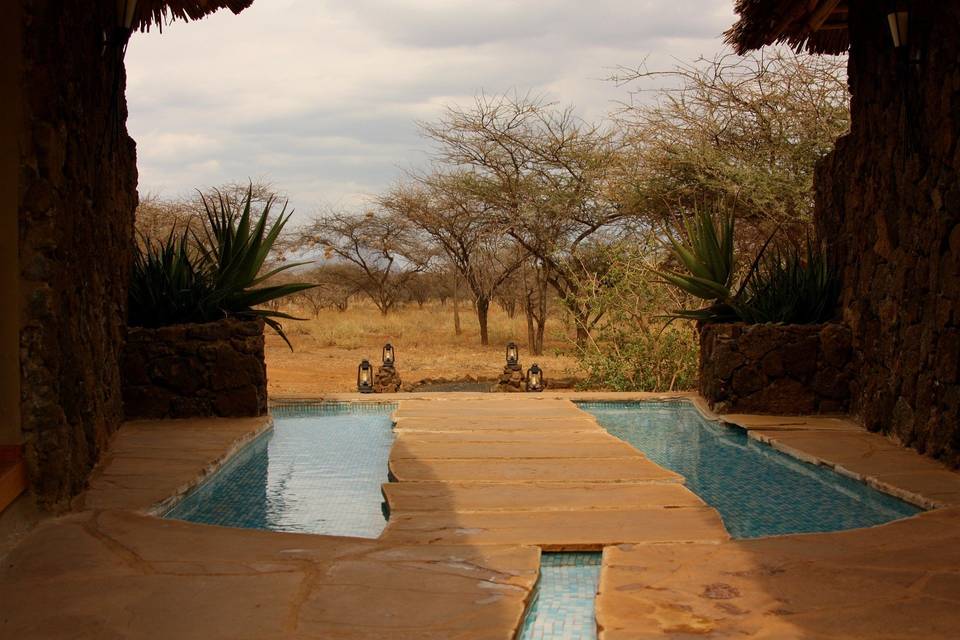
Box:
816 1 960 464
122 319 268 420
19 2 138 505
699 323 853 415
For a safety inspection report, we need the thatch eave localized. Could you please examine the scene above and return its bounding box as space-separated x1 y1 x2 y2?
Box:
131 0 255 33
725 0 850 55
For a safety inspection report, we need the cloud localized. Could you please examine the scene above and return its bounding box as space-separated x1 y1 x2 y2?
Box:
125 0 735 221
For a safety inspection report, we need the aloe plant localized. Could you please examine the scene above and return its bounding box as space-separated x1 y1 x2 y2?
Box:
652 208 747 322
129 185 316 347
652 207 837 324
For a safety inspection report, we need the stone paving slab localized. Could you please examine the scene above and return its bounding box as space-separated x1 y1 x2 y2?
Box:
721 414 863 432
394 398 584 419
393 415 601 433
0 510 540 640
596 507 960 639
381 507 728 550
82 416 272 513
749 429 960 507
394 430 621 443
389 457 683 484
390 435 643 460
383 482 707 512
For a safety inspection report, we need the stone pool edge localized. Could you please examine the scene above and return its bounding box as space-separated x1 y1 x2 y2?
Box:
147 418 274 517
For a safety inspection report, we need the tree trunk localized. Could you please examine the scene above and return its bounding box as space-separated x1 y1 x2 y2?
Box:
575 324 589 347
534 272 548 355
452 276 462 336
477 296 490 346
534 318 545 355
525 296 536 354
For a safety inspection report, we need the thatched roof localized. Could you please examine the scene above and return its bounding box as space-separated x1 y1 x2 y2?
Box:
725 0 850 55
131 0 255 32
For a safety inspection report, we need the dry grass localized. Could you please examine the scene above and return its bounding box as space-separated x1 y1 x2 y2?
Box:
265 301 583 396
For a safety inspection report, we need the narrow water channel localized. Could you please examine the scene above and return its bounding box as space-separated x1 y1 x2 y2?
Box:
518 553 602 640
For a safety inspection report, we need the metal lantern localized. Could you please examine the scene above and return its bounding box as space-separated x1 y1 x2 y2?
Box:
526 364 544 392
357 359 374 393
887 4 909 48
506 342 520 370
382 343 396 368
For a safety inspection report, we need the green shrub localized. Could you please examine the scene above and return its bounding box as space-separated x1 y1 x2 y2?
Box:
577 323 699 392
129 185 315 346
568 244 700 391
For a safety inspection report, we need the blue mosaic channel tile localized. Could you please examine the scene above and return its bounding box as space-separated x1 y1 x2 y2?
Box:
519 553 602 640
164 402 396 537
578 401 922 539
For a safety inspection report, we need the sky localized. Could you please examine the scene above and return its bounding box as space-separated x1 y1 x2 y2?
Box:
126 0 736 223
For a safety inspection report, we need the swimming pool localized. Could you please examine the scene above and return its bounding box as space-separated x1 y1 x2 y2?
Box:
165 399 923 640
164 402 395 537
579 401 921 538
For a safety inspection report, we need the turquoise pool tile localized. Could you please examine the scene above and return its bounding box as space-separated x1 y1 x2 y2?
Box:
164 403 395 537
519 553 601 640
579 401 920 538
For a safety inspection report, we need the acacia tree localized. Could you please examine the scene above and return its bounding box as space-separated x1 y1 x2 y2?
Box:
136 181 286 245
302 210 432 315
380 172 525 345
611 50 849 233
420 93 627 346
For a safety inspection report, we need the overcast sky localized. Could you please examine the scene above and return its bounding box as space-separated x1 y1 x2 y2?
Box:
126 0 736 222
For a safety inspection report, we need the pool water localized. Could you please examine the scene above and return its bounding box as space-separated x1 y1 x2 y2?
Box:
519 553 601 640
164 403 394 537
579 401 921 538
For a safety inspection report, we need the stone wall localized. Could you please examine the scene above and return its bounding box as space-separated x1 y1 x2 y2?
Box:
699 323 853 415
122 319 268 420
19 3 138 506
815 2 960 464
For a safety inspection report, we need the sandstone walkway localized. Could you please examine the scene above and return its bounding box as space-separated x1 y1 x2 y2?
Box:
3 395 960 639
381 397 728 549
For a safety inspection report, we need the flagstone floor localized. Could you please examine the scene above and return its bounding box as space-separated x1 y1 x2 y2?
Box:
0 393 958 639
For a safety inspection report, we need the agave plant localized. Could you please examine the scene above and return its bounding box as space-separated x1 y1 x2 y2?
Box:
129 185 315 347
651 207 748 322
195 186 315 347
129 228 212 328
742 240 839 324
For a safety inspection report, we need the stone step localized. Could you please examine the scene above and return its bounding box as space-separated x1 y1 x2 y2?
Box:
389 436 641 460
393 430 620 443
393 399 583 419
380 507 729 550
389 457 684 484
393 416 602 433
383 481 707 513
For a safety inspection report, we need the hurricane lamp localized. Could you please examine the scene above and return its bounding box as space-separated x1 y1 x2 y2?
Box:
526 364 544 392
382 343 396 368
506 342 520 370
357 359 375 393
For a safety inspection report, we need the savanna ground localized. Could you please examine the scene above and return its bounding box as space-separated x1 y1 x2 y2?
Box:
265 301 582 396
